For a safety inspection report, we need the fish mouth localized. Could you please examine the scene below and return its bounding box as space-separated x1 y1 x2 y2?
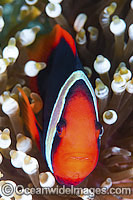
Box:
64 152 90 161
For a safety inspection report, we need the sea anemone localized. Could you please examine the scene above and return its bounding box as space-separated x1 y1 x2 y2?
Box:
0 0 132 200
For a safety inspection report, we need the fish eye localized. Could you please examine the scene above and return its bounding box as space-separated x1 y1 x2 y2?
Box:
56 118 66 137
57 124 63 136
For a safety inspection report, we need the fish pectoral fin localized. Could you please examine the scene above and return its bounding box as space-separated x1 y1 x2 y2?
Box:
95 121 104 139
17 86 42 150
96 129 100 139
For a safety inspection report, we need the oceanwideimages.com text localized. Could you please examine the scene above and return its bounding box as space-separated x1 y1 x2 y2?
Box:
0 183 132 198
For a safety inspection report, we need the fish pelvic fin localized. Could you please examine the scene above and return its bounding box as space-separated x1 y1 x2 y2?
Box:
17 86 41 150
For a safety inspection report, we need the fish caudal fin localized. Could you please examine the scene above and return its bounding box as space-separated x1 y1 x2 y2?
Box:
17 87 41 150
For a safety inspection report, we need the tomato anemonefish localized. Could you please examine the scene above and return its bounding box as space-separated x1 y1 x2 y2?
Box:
18 24 103 186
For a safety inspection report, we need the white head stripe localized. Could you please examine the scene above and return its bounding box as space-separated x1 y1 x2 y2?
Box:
45 70 99 172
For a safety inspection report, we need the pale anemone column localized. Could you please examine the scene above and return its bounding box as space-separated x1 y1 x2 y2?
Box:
24 60 46 77
124 24 133 60
83 66 92 79
3 38 19 64
18 4 41 21
110 74 126 111
0 6 4 32
14 192 32 200
2 92 24 135
99 2 117 31
116 62 132 82
74 13 87 51
121 78 133 109
101 178 112 190
126 78 133 94
25 0 38 6
45 1 70 31
94 55 111 87
16 26 40 47
76 28 87 45
75 28 93 65
22 155 40 187
0 58 10 94
87 26 99 52
101 146 131 159
39 172 55 188
0 153 3 164
0 128 11 159
110 15 126 66
103 91 133 146
10 150 26 168
103 110 118 125
95 78 109 117
73 13 95 65
102 75 131 146
73 13 87 33
16 134 32 153
0 99 9 130
101 145 133 184
18 5 30 21
129 56 133 72
102 109 118 147
48 0 63 4
77 188 95 200
11 84 31 99
125 0 133 27
99 2 117 55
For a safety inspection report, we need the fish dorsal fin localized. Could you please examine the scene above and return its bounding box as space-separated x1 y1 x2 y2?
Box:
27 24 77 95
17 87 41 150
27 24 76 63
